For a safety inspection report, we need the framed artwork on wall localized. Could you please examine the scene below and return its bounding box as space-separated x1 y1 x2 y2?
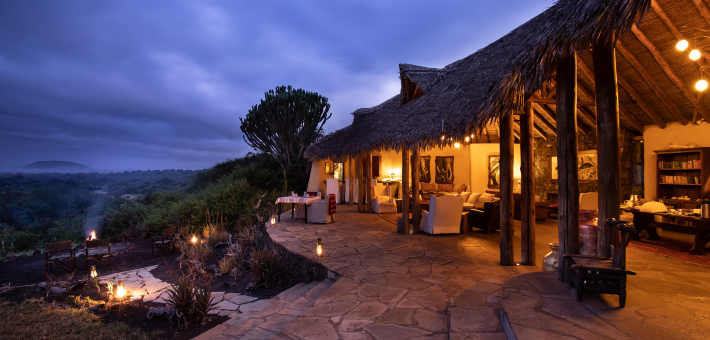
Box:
435 156 454 184
324 162 332 174
419 156 431 183
488 154 500 188
550 150 598 181
333 162 344 182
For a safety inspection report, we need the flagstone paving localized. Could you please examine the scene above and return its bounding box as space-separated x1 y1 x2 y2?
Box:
261 205 540 340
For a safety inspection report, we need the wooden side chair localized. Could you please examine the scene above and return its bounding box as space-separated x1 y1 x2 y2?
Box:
85 238 111 270
45 241 76 274
151 227 176 257
564 218 637 307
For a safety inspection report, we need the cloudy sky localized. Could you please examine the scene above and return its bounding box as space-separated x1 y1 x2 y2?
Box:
0 0 551 171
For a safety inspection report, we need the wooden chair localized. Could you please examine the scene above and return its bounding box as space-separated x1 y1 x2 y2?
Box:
151 227 176 257
564 218 637 307
85 238 111 270
468 201 500 233
45 241 76 274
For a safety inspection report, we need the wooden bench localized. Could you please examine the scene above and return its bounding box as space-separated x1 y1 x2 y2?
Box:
630 210 710 255
85 238 111 270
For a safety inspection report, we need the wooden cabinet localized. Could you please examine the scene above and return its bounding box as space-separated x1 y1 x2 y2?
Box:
655 147 710 201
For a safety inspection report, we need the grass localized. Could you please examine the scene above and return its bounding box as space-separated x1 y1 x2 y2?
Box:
0 299 147 340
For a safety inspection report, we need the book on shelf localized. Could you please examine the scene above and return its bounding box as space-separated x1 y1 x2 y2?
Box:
658 160 701 169
659 175 701 184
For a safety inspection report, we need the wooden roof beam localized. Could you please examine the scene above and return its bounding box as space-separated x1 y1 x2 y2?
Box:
617 42 688 124
532 103 558 136
618 75 667 128
620 106 645 133
537 102 589 135
483 125 491 143
691 0 710 29
631 24 710 123
528 97 595 106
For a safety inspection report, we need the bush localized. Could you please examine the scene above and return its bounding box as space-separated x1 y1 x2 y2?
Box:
249 247 285 288
182 243 214 262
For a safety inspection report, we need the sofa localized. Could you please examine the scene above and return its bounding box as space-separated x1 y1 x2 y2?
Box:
418 182 468 198
421 195 465 234
468 201 500 233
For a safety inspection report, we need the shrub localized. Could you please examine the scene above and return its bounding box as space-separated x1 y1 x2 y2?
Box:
165 275 194 328
182 243 214 262
193 286 215 325
249 247 284 288
217 256 237 274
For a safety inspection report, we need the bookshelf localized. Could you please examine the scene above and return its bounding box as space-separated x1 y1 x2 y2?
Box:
655 147 710 203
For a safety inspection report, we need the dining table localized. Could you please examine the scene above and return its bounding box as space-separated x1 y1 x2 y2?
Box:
275 196 321 224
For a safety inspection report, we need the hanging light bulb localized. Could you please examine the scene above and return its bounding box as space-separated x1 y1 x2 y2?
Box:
441 135 445 141
690 49 702 60
677 40 689 51
454 142 461 149
465 136 470 142
696 79 708 91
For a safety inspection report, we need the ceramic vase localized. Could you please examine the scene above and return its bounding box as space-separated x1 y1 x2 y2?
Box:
542 243 559 272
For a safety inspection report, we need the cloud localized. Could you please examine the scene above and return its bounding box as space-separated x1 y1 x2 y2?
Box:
0 0 551 170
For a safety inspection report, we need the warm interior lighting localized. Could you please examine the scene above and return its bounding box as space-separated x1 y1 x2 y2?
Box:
677 40 689 51
690 49 702 60
441 135 445 140
90 265 97 278
315 237 324 259
116 280 125 298
696 79 708 91
454 142 461 149
191 235 197 244
465 136 470 142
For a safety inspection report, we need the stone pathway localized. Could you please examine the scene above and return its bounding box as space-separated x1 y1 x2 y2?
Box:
98 265 270 317
260 205 538 339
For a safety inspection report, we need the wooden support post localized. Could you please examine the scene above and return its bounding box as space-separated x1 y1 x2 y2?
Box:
357 157 367 212
594 39 621 258
401 146 410 233
521 103 536 265
411 146 421 233
366 153 373 213
349 158 354 205
556 54 580 283
499 111 515 266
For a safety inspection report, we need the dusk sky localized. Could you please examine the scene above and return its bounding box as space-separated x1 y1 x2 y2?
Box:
0 0 551 171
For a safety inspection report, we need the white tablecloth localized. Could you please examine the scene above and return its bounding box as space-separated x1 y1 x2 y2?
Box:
276 197 320 205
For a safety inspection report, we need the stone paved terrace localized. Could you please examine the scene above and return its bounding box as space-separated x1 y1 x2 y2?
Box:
199 205 710 339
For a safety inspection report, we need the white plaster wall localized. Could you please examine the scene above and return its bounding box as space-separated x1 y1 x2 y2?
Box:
643 121 710 200
469 143 521 195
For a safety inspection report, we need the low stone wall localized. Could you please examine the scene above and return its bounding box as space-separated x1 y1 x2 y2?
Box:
263 225 332 287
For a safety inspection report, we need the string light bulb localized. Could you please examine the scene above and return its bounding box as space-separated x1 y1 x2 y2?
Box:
465 136 470 142
677 40 689 51
690 49 702 60
696 79 708 91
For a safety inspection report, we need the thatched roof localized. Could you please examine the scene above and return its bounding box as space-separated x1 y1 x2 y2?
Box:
307 0 710 160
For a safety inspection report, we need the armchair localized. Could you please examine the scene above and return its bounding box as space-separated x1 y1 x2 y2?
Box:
373 183 396 213
45 240 76 274
306 194 336 224
421 195 464 234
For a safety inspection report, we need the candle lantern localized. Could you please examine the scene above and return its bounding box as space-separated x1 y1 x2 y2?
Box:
270 214 277 226
191 235 197 244
579 210 598 256
116 279 126 299
315 237 324 259
90 265 97 279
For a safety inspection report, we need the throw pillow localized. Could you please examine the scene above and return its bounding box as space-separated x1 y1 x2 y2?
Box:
457 183 467 194
468 192 482 205
474 195 494 209
460 192 472 203
421 182 437 191
438 183 454 192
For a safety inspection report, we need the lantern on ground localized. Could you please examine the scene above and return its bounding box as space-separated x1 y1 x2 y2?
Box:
315 237 324 259
270 214 277 226
116 279 126 299
90 265 97 279
191 235 197 244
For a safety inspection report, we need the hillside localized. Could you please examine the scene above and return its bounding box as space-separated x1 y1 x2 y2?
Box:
22 161 91 169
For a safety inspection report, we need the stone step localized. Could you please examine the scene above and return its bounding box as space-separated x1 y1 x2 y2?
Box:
194 279 334 340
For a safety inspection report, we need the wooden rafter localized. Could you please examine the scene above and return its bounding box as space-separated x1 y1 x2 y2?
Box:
532 103 558 136
579 58 664 129
545 85 557 99
483 125 491 143
691 0 710 28
537 102 589 135
617 75 667 128
529 97 595 106
631 24 710 123
617 42 689 124
410 85 419 101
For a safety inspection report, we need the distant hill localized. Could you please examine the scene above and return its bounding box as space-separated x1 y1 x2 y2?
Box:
23 161 92 169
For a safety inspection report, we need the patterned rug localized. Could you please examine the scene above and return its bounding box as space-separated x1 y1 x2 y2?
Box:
629 238 710 268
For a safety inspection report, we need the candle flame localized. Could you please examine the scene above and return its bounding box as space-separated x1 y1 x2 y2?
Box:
191 236 197 244
90 266 97 278
88 230 96 241
317 244 322 256
116 285 125 298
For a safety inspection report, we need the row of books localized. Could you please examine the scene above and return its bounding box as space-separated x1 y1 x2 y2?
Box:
658 160 701 169
659 175 702 184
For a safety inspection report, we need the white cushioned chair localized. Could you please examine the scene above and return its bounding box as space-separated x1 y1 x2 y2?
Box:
373 183 397 213
294 191 322 219
421 195 464 234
